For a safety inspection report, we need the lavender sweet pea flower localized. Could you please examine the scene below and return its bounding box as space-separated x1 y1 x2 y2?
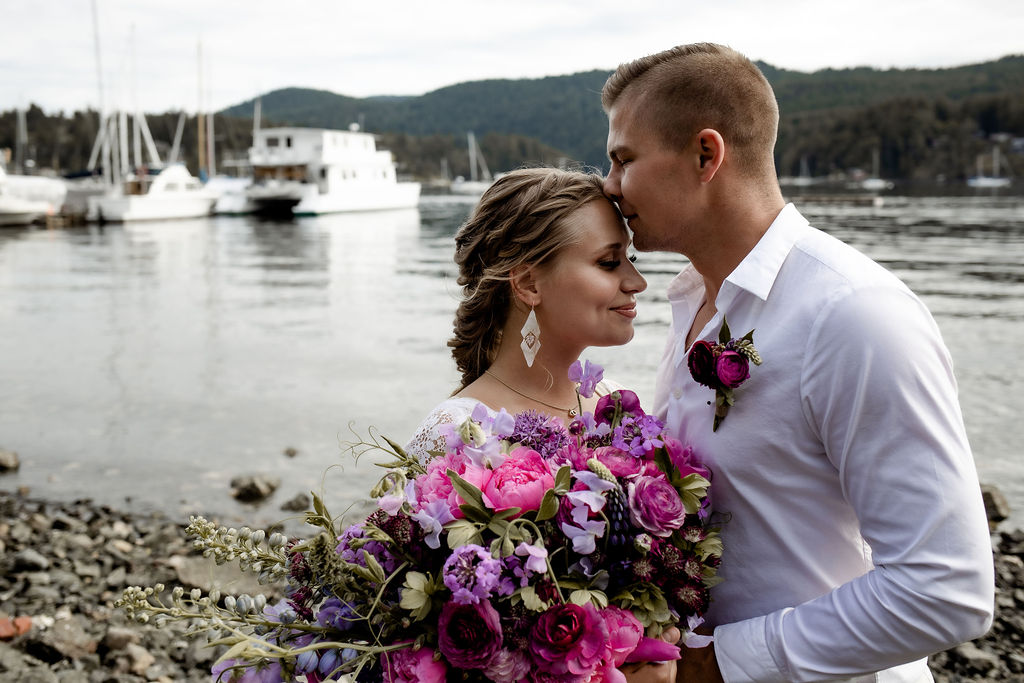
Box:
514 541 549 576
568 359 604 398
412 499 455 549
560 506 606 555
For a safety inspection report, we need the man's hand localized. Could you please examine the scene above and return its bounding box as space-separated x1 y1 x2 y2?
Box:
621 626 680 683
677 627 724 683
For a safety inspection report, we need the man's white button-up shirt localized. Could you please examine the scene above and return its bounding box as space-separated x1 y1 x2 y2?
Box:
655 204 994 682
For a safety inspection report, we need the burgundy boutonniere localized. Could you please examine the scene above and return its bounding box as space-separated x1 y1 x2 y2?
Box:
688 318 762 431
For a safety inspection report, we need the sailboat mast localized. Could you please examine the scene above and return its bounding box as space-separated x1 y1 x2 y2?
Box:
468 132 478 183
197 41 206 177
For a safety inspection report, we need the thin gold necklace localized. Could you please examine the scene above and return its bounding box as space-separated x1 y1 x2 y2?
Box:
484 369 578 418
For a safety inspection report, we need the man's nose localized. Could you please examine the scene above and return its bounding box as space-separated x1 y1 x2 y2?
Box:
604 166 622 202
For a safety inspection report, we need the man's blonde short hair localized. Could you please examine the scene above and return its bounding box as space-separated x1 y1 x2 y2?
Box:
602 43 779 178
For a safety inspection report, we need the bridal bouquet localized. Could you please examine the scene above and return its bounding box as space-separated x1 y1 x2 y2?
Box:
117 361 721 683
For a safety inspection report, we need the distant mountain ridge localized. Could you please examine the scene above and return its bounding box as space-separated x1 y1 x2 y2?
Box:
223 56 1024 172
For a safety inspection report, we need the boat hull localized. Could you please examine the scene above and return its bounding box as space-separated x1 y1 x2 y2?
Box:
248 181 421 216
92 194 217 222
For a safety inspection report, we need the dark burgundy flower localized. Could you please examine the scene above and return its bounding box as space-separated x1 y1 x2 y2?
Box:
437 600 503 670
687 340 719 388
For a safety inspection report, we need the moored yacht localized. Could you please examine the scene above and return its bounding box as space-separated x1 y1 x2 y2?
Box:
246 125 420 215
89 164 217 222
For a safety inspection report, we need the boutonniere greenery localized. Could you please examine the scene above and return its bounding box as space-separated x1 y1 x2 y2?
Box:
687 317 762 432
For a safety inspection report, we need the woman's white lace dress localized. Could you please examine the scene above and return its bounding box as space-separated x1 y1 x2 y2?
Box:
403 380 624 463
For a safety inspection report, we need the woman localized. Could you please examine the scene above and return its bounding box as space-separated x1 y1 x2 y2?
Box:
406 168 679 682
406 167 647 461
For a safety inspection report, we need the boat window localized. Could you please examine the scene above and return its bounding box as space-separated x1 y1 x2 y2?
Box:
165 183 179 191
320 168 327 180
286 137 292 148
266 137 279 148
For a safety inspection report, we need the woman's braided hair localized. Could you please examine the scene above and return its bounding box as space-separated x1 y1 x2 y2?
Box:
448 167 611 390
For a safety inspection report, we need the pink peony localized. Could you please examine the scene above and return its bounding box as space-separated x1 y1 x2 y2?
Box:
481 446 554 516
600 606 644 667
628 475 688 537
715 350 750 389
529 601 609 678
381 646 447 683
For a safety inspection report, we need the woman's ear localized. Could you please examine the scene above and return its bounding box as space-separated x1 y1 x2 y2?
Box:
509 266 541 308
695 128 725 183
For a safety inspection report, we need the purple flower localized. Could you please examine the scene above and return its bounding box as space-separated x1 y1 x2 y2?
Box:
335 523 398 574
437 599 504 670
529 601 609 678
716 350 750 388
628 475 688 537
442 544 504 604
510 410 568 459
568 359 604 398
211 658 283 683
595 389 644 426
316 597 357 631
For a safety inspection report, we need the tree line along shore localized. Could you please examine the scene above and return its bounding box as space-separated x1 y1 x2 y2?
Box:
2 55 1023 186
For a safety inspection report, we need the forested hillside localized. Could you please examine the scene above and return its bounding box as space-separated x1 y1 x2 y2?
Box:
3 56 1023 183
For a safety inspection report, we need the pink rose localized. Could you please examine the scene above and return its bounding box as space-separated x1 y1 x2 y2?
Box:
627 475 688 537
715 350 750 389
481 447 554 516
382 646 447 683
529 602 609 678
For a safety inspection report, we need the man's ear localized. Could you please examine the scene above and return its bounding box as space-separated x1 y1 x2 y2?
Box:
696 128 725 183
510 266 541 308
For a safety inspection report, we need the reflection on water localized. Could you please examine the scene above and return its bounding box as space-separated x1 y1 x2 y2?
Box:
1 195 1023 531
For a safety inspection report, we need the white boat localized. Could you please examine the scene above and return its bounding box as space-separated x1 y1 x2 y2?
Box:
0 166 68 226
89 164 217 222
856 148 893 191
450 131 494 196
246 125 420 215
967 146 1012 188
207 175 255 214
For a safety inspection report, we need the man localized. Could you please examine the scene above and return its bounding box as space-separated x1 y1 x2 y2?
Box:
602 43 994 682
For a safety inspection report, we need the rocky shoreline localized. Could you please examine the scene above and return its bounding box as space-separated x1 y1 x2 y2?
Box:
0 489 1022 682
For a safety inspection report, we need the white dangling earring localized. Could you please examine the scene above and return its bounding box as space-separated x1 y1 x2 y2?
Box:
520 307 540 367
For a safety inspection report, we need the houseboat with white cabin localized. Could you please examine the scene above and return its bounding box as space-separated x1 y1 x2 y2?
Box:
246 125 420 215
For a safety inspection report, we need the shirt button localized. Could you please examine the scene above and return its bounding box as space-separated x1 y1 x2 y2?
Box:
673 389 683 399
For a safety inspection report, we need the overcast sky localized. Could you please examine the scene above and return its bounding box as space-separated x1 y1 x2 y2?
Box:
3 0 1022 115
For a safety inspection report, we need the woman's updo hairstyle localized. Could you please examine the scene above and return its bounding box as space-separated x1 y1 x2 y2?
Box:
448 167 612 389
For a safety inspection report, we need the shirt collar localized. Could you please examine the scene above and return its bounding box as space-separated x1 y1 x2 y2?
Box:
665 203 809 305
722 202 809 302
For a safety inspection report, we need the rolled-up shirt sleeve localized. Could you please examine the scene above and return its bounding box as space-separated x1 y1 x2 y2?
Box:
714 285 994 682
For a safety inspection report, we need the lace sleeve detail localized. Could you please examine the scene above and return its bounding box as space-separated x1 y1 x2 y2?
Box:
403 398 482 464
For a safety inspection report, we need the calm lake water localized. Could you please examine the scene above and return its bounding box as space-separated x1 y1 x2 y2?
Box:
2 193 1023 532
